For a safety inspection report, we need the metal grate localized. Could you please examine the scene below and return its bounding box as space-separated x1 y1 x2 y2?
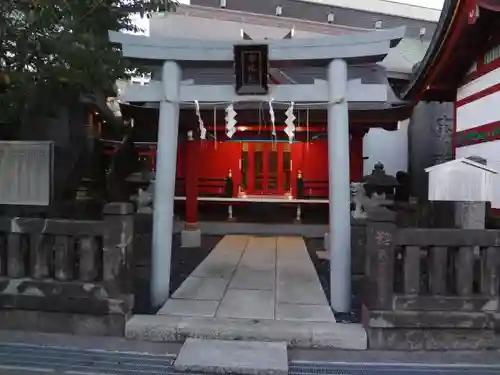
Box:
290 361 500 375
0 343 176 375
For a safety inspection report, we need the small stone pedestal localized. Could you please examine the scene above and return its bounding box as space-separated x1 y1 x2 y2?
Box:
454 156 488 231
455 202 486 229
181 227 201 248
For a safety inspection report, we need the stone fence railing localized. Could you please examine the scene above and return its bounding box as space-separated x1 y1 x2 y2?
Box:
0 202 134 335
362 208 500 350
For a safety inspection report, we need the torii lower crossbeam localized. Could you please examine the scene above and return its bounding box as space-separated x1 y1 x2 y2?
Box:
120 78 388 104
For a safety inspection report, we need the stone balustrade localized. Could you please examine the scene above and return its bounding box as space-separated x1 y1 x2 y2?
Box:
362 207 500 350
0 202 134 336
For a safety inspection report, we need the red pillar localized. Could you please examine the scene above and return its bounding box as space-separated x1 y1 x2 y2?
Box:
185 132 199 229
350 130 364 182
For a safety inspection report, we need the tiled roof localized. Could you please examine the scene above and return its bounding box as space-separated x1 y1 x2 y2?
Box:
150 7 431 75
383 38 431 74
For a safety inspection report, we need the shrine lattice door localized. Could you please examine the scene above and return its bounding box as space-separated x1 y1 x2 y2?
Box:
241 142 292 195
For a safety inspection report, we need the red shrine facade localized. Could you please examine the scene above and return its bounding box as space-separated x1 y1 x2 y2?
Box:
102 120 367 200
175 129 365 199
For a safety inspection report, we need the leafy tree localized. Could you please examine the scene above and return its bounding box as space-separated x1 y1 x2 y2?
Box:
0 0 177 128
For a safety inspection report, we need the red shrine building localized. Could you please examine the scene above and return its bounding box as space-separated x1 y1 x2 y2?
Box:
404 0 500 211
115 105 369 200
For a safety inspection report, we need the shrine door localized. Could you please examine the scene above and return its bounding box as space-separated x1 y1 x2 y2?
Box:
241 142 292 195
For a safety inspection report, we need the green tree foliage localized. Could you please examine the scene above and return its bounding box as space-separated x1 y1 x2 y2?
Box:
0 0 177 126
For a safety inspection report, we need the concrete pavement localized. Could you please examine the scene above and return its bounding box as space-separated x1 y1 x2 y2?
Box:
125 235 367 349
159 235 335 322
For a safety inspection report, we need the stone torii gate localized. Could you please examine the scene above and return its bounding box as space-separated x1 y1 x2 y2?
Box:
110 27 405 313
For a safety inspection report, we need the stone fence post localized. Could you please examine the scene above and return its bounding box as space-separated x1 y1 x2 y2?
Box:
364 207 397 310
102 202 135 296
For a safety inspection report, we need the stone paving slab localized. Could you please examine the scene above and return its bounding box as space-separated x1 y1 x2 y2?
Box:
172 277 229 300
158 299 219 318
125 315 367 349
276 304 335 322
277 268 321 283
217 289 275 319
276 237 331 308
229 269 275 290
174 339 288 375
238 237 276 272
160 235 333 323
191 235 249 279
276 282 329 305
191 262 238 280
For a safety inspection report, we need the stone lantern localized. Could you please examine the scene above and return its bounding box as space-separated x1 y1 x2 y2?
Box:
361 161 399 199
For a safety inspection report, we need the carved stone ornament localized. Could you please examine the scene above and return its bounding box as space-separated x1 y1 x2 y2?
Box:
135 179 155 213
350 182 368 219
350 181 392 219
136 188 153 213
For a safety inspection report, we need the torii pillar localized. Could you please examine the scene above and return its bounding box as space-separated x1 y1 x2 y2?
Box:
327 59 351 312
151 61 181 307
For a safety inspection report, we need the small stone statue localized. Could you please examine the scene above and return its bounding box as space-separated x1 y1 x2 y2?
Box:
136 186 154 213
350 181 389 219
350 182 368 219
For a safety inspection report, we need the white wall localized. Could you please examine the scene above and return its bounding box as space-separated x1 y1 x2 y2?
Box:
456 140 500 208
457 66 500 101
363 119 409 176
457 90 500 131
456 67 500 131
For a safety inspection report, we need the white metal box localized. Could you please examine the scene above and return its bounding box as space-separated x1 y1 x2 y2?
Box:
425 158 497 202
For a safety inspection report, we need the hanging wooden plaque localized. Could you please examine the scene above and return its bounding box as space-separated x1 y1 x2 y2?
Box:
234 44 269 95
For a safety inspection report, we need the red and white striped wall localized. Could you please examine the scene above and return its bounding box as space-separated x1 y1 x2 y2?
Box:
454 64 500 209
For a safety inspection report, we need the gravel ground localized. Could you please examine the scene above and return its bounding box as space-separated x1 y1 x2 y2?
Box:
133 234 223 314
305 237 361 323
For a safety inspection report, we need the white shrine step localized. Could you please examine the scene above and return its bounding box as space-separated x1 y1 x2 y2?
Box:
174 338 288 375
124 314 367 349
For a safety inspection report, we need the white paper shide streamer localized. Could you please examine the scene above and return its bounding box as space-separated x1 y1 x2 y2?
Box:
225 104 237 138
268 98 276 137
284 101 296 143
194 100 207 140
